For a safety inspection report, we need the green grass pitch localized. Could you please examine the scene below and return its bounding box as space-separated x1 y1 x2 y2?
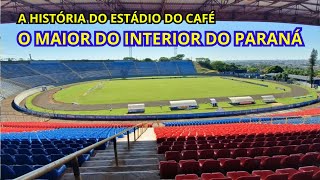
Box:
53 77 291 105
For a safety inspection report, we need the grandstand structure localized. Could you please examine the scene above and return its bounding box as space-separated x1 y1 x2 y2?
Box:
0 60 196 99
1 0 320 26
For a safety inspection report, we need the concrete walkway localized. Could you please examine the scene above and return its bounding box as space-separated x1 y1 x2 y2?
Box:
61 128 161 180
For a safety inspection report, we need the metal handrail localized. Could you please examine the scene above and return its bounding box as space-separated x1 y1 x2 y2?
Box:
14 123 149 180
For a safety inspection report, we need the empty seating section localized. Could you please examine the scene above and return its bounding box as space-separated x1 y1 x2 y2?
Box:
1 121 136 130
164 116 320 126
272 108 320 117
1 126 134 179
176 61 197 75
1 63 38 78
0 80 26 98
26 61 71 74
1 60 196 94
157 61 180 75
78 70 110 79
105 61 138 77
135 61 159 76
63 61 106 72
10 75 56 87
49 72 82 83
157 124 320 179
155 124 320 139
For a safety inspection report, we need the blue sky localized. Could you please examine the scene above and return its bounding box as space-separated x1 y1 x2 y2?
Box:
0 21 319 61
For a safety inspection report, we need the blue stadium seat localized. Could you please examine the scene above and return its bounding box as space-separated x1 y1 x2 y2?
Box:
46 148 62 155
34 165 67 180
12 165 34 177
1 165 16 179
18 148 32 155
3 148 18 155
31 148 47 155
33 154 52 165
15 154 34 165
1 154 16 165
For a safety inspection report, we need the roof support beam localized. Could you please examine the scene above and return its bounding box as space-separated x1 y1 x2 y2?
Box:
161 0 166 15
1 1 12 8
11 0 47 12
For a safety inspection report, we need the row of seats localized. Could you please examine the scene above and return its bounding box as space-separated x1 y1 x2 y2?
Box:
2 150 91 166
175 166 320 180
162 116 320 126
156 130 320 144
158 140 320 154
1 60 196 88
272 108 320 117
1 138 100 145
159 137 320 147
1 127 54 133
1 121 136 128
160 152 320 179
1 164 66 180
1 128 129 140
163 143 320 160
155 124 320 140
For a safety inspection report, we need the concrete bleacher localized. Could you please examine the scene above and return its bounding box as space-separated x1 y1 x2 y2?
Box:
0 60 196 98
0 80 26 99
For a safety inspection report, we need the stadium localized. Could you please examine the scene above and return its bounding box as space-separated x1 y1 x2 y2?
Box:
1 0 320 180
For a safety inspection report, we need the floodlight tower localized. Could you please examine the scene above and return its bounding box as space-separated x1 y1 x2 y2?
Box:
129 47 133 58
174 47 177 57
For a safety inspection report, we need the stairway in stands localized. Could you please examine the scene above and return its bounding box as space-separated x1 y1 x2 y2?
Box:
61 128 163 180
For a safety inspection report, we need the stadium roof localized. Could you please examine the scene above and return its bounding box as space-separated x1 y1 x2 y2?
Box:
1 0 319 25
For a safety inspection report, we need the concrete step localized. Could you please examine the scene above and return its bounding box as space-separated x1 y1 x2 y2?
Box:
61 170 160 180
81 158 159 167
96 150 157 156
66 164 158 173
91 154 164 161
99 147 157 153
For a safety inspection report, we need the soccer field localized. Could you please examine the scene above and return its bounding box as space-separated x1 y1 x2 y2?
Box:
53 77 291 105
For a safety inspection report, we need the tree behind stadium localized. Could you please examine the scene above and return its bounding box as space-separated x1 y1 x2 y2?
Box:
309 49 318 88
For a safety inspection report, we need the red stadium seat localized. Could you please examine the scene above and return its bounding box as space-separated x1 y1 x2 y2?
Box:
185 144 198 150
238 142 251 148
300 153 319 166
199 159 220 173
226 171 251 180
299 166 320 173
201 172 227 180
165 151 180 161
260 157 282 171
263 146 281 156
231 148 248 158
211 143 224 149
247 147 264 157
158 145 170 154
309 143 320 152
219 159 241 172
198 144 211 150
237 157 260 172
175 174 198 180
198 149 214 159
279 145 297 155
280 154 301 168
214 149 231 159
171 145 184 152
252 170 274 179
295 144 310 154
181 150 198 160
159 160 179 179
179 160 200 175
